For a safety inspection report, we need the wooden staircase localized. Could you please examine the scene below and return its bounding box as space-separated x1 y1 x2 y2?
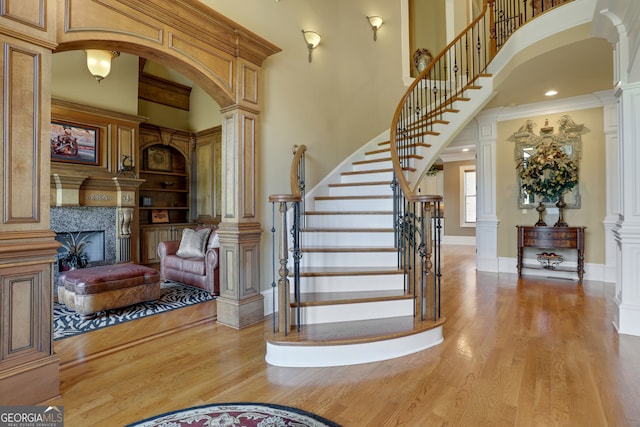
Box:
265 140 445 367
265 0 578 367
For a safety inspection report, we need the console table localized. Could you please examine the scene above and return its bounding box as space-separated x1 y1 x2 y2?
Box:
516 226 585 281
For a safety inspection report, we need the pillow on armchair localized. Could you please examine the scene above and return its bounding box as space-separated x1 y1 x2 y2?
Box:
176 228 212 258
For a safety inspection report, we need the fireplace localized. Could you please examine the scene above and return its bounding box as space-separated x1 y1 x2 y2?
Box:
55 230 106 267
51 207 118 285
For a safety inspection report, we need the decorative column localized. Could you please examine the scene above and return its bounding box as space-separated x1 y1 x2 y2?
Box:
0 2 60 404
475 112 500 272
216 100 264 329
595 91 619 283
613 81 640 336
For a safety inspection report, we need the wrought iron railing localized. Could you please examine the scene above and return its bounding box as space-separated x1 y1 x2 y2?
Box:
390 0 572 200
395 194 443 321
268 145 307 334
390 0 572 321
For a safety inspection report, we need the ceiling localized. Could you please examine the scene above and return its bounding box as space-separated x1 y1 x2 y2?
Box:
485 37 613 109
441 36 614 159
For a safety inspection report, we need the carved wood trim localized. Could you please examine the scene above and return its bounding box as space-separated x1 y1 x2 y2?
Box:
1 0 46 31
138 72 191 110
0 0 55 49
55 0 280 108
2 44 40 225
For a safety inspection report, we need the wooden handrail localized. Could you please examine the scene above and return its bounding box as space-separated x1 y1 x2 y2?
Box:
290 144 307 199
268 144 307 203
389 0 573 201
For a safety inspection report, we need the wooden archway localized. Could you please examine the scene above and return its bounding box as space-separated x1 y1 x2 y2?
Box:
55 0 280 108
0 0 279 404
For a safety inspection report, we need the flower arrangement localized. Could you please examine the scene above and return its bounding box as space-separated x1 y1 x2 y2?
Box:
518 139 578 201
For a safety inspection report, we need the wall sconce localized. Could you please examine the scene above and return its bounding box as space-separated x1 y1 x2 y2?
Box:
85 49 120 82
301 30 321 63
366 16 384 41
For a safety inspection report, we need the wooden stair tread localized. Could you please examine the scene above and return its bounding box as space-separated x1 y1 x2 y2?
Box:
353 153 422 165
342 166 416 175
299 266 403 276
328 181 391 187
314 195 392 200
292 290 412 306
365 148 390 156
264 315 445 346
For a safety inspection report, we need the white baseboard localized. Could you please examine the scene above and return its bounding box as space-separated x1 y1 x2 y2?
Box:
499 257 607 282
442 235 476 245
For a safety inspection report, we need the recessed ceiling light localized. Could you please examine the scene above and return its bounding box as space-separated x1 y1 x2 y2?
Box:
462 148 469 152
545 90 558 97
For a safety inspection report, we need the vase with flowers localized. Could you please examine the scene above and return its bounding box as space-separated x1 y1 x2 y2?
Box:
517 138 578 227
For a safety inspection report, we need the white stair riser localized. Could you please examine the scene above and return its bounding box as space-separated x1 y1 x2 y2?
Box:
314 198 393 211
299 274 405 293
305 214 393 228
291 299 414 325
328 184 391 197
352 161 392 172
301 231 394 247
265 325 443 367
341 171 393 183
300 251 397 267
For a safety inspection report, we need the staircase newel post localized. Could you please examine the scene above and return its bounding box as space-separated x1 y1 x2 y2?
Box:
278 201 291 334
269 196 296 335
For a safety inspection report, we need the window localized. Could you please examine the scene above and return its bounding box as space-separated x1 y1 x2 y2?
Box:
460 166 476 227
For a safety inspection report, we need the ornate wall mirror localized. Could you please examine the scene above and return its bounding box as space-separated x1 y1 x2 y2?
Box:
513 115 584 209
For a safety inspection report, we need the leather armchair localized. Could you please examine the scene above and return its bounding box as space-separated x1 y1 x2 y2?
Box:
157 227 220 295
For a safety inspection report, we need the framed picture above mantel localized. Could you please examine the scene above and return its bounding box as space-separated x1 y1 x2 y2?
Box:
50 121 100 165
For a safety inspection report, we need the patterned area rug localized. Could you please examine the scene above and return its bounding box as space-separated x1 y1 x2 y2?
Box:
54 281 214 340
126 403 342 427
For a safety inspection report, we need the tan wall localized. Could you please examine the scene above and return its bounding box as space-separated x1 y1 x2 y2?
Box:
496 107 606 264
410 0 446 76
52 51 140 116
443 160 476 237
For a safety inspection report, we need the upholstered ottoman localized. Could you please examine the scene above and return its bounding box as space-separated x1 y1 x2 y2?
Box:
58 263 160 318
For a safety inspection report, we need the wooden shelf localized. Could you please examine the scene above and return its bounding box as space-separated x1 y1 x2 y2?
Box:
138 136 192 261
140 188 189 193
139 206 189 210
140 169 188 177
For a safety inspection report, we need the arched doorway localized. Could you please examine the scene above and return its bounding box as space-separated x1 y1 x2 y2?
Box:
0 0 279 404
54 0 280 328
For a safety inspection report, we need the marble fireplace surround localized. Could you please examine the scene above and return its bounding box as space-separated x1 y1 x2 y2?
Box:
50 174 144 271
51 206 117 267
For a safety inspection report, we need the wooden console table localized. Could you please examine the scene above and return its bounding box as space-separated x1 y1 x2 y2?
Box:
516 226 585 282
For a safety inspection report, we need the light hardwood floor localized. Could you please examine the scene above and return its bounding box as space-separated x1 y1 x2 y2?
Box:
48 245 640 426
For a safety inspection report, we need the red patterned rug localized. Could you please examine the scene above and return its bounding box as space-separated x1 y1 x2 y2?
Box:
126 402 342 427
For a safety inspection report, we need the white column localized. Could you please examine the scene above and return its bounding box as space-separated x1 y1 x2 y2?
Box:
594 91 619 283
475 112 500 272
613 81 640 336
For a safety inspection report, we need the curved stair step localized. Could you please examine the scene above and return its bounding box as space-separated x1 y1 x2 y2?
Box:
264 315 445 367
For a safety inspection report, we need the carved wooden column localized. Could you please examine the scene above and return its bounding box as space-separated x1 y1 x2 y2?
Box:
216 105 264 328
0 1 60 404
